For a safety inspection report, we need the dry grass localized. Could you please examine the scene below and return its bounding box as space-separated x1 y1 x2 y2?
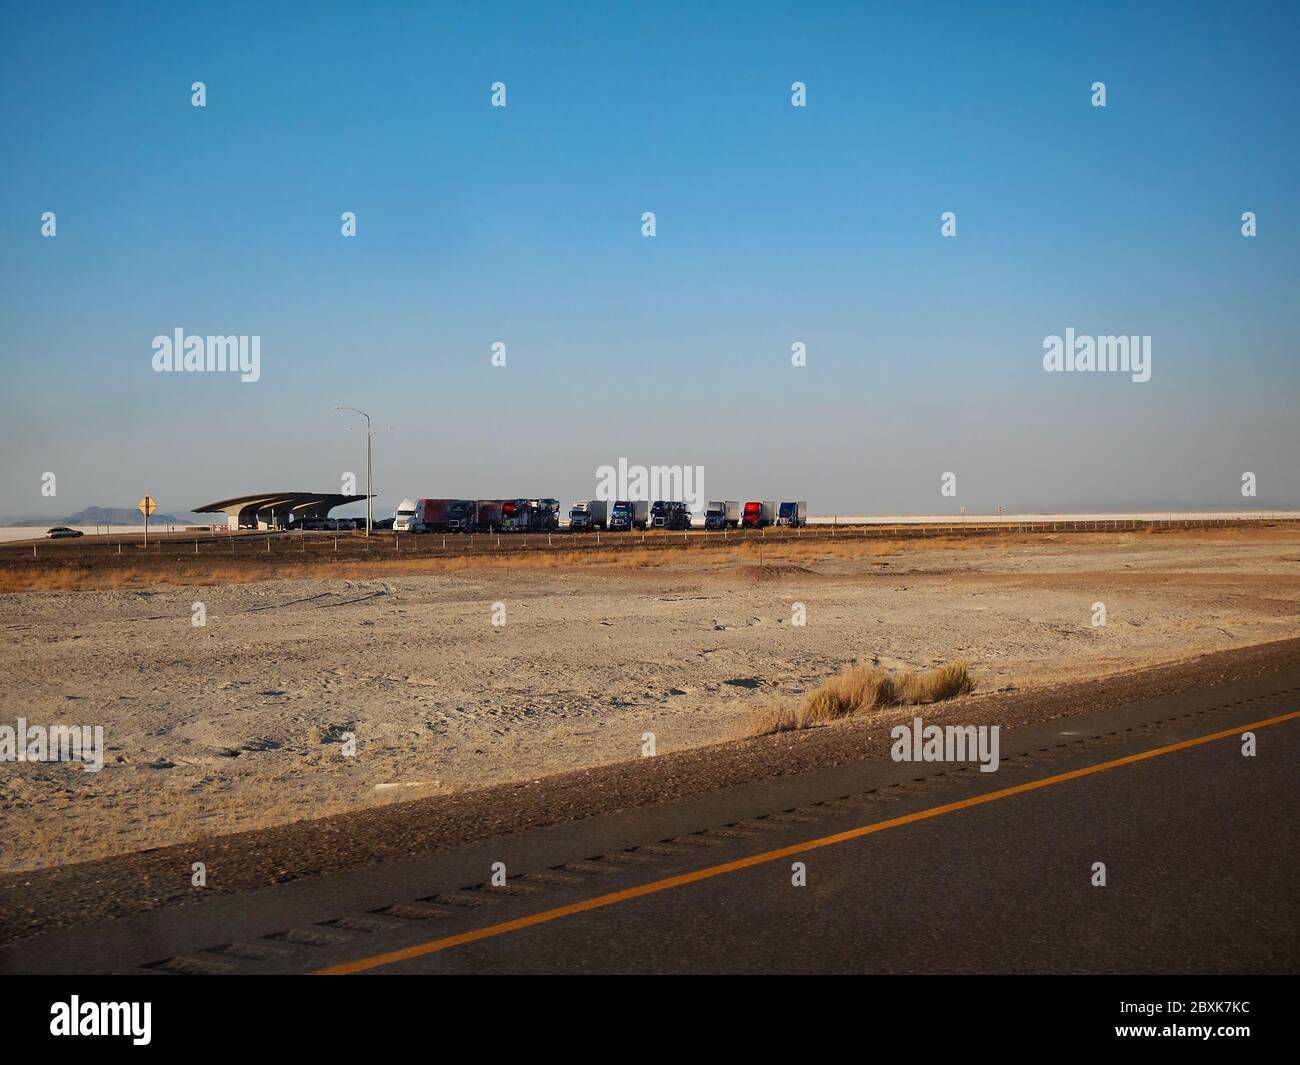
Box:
749 660 975 736
0 533 1028 593
4 523 1290 593
0 548 663 593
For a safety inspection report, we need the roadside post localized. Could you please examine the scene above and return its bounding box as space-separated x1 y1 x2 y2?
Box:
138 495 156 546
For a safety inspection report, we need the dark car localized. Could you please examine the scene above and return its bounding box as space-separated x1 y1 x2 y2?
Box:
45 526 83 538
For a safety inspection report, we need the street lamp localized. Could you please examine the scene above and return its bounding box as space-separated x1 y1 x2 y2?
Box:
336 406 374 536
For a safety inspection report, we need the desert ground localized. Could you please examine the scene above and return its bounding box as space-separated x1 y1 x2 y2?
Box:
2 527 1299 873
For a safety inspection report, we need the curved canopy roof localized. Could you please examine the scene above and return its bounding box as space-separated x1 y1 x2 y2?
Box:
194 492 368 516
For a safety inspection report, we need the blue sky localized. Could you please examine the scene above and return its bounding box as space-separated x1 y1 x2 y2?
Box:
2 0 1297 518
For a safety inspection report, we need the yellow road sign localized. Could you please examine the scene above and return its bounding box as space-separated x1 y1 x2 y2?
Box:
138 496 156 516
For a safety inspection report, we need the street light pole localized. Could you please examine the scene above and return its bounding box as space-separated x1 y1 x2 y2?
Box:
336 405 373 537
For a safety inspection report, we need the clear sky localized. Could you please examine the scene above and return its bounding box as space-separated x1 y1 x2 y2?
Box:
2 0 1297 519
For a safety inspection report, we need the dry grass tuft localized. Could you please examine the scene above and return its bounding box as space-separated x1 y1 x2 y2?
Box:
735 563 816 583
750 660 975 736
745 706 799 736
895 661 976 704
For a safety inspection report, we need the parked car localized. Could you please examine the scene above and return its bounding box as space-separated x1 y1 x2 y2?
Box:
45 526 83 539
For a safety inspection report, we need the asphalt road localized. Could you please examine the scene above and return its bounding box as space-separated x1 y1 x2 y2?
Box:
4 666 1297 976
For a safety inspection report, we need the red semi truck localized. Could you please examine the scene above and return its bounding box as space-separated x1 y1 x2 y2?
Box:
742 500 778 528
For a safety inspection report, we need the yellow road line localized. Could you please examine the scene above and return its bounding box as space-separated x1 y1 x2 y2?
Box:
315 708 1300 974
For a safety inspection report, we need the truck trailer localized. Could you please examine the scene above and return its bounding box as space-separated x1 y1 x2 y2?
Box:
447 499 478 531
704 500 740 529
475 499 505 532
501 498 560 532
585 500 612 530
742 500 778 528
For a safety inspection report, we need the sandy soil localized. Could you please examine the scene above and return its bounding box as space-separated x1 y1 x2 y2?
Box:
2 529 1299 873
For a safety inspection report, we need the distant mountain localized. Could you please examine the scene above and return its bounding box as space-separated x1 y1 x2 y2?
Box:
66 505 195 525
3 506 198 527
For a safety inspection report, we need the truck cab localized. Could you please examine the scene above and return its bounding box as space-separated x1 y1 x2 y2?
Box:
777 501 808 528
394 498 420 533
705 500 739 529
610 500 633 531
569 501 591 531
652 501 692 530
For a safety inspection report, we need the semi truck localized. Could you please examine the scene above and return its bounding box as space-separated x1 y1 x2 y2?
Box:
501 498 560 532
777 501 808 528
609 500 635 531
704 500 740 529
394 498 457 533
396 498 500 533
568 501 592 531
742 500 778 528
651 501 692 530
